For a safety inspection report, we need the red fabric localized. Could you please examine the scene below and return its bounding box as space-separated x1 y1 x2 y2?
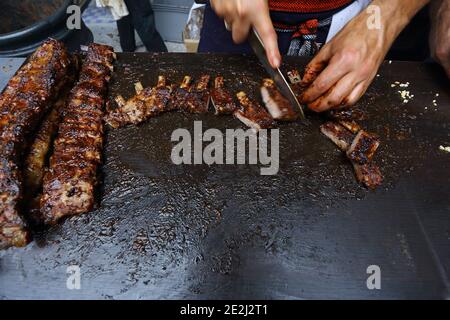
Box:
269 0 353 13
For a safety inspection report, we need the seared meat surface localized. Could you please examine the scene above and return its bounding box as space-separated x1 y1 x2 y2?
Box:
320 121 354 151
260 78 298 121
320 121 382 189
210 76 237 115
183 75 211 113
0 39 72 248
235 91 275 130
168 76 192 111
346 130 380 164
105 76 172 128
40 43 115 224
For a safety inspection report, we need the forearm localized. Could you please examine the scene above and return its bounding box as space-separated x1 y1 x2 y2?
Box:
370 0 431 53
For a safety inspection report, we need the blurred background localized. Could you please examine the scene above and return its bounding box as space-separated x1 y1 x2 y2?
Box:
0 0 203 57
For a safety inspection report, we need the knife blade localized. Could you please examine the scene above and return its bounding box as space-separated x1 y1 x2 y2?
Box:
248 28 305 119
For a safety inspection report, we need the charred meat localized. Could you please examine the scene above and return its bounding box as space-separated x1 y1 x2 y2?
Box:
0 39 72 248
168 76 192 111
328 107 366 121
346 130 380 164
260 78 298 121
353 162 383 189
320 121 354 151
320 121 382 189
235 91 275 130
40 43 115 224
210 76 237 115
183 75 211 113
105 76 172 128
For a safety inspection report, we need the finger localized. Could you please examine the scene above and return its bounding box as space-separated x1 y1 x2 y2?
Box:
300 54 352 104
307 73 362 112
252 13 281 68
342 81 368 107
231 19 251 44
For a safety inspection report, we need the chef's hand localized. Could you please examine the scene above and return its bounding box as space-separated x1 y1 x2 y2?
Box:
430 0 450 78
210 0 281 68
299 0 431 112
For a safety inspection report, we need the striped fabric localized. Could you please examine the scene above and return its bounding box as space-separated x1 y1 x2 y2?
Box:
269 0 353 13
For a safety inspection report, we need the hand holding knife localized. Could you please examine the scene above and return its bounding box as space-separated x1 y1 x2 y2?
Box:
194 0 304 119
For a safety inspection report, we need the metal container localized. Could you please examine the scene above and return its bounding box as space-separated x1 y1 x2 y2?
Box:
153 0 193 43
0 0 91 57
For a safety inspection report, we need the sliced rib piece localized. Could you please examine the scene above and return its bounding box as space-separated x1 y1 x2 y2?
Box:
184 75 211 113
105 76 172 128
353 162 383 189
346 130 380 164
0 39 72 248
338 120 361 134
210 76 237 115
167 76 192 111
320 121 383 189
40 43 115 224
320 122 354 151
234 91 275 130
260 78 298 121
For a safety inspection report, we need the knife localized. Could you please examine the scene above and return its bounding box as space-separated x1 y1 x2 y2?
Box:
194 0 304 118
248 28 305 119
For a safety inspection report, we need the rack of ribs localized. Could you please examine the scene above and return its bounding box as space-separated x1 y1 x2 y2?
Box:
320 122 382 189
0 39 73 248
210 76 237 115
260 78 298 121
40 43 115 224
235 91 275 131
105 75 172 128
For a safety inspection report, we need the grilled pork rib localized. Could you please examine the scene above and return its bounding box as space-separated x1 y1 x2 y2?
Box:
105 76 172 128
168 76 192 111
184 75 211 113
40 43 115 224
0 39 72 248
235 91 275 131
320 122 382 189
346 130 380 164
260 78 298 121
210 76 237 115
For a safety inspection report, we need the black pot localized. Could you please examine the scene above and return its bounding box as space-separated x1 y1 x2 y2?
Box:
0 0 92 57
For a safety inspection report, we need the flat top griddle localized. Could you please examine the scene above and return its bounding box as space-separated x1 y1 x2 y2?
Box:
0 53 449 299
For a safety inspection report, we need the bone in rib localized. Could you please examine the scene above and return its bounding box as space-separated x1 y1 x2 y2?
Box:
183 75 211 113
320 121 383 189
210 76 237 115
234 91 275 131
105 75 172 128
260 78 298 121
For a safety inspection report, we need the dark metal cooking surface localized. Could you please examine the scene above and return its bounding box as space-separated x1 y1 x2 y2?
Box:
0 53 449 299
